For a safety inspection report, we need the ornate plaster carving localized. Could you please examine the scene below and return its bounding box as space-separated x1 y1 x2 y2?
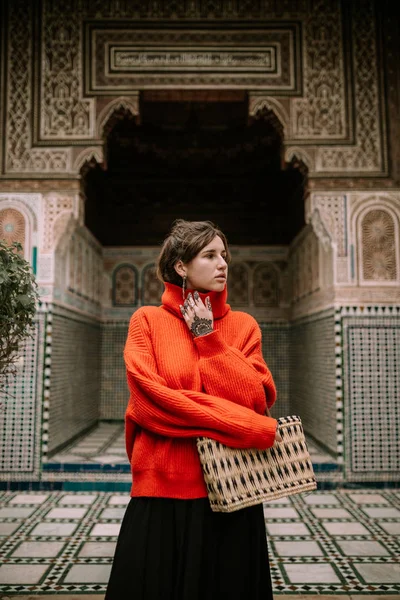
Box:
96 95 140 138
1 0 388 178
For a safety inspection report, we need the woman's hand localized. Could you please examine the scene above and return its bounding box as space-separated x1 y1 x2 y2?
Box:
180 291 214 337
275 425 283 443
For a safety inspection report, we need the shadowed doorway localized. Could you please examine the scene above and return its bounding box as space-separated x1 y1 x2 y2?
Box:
83 91 306 246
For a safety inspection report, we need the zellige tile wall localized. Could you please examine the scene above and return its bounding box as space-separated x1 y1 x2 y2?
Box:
290 310 337 455
342 313 400 480
48 309 101 455
260 324 290 418
100 324 130 420
0 314 45 478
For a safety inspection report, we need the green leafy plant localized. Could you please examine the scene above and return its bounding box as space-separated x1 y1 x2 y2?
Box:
0 241 39 401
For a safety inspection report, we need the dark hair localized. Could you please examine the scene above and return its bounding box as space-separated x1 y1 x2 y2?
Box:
156 219 231 285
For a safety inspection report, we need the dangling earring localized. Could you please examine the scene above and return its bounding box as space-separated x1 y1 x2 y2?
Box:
182 275 187 299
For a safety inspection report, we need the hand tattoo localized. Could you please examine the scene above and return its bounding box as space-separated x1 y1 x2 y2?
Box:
190 314 213 337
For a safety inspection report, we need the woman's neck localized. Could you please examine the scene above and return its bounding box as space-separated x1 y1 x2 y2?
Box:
161 282 231 320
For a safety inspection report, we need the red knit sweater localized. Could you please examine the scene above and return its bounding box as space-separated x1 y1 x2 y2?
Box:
124 282 278 499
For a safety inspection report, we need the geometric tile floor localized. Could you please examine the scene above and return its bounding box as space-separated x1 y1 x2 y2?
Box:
0 489 399 595
45 423 128 466
47 422 128 464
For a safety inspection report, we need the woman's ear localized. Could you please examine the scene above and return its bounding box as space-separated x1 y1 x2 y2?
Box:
174 260 186 278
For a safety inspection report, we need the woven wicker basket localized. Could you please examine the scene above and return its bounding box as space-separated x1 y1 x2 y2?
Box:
197 415 317 513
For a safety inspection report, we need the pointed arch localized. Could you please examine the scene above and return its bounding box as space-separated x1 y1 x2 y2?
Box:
96 96 139 140
0 199 35 262
73 147 104 174
248 105 284 141
356 205 399 285
248 96 289 136
350 195 400 286
285 146 313 172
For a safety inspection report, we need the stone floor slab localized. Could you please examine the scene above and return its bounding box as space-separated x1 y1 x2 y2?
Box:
283 563 341 583
378 521 400 535
0 522 22 536
0 564 50 584
348 493 389 504
90 523 121 536
266 522 311 536
361 507 400 518
10 541 66 557
63 564 112 583
353 563 400 583
335 540 390 556
58 494 98 505
273 540 324 556
78 541 117 557
107 495 130 505
304 493 340 505
263 507 299 519
99 507 125 519
0 507 37 518
45 507 88 519
321 521 371 535
9 494 49 504
29 521 78 536
310 507 353 519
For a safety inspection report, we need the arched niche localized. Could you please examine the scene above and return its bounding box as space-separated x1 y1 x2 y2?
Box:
358 207 399 284
253 263 279 307
0 207 26 249
112 264 138 307
227 263 249 306
0 205 32 263
141 264 164 306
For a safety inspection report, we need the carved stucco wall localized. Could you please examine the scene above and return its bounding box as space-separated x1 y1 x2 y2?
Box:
0 0 393 181
306 191 400 308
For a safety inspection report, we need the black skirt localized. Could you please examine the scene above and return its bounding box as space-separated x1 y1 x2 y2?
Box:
105 497 273 600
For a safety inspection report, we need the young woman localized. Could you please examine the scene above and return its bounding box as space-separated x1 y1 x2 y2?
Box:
105 219 281 600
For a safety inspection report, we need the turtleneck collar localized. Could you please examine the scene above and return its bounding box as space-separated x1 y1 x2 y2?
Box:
161 282 231 320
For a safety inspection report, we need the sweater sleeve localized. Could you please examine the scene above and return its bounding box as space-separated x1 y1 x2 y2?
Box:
193 320 277 415
123 310 277 461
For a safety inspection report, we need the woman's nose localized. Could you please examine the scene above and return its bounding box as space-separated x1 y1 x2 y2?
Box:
218 257 227 268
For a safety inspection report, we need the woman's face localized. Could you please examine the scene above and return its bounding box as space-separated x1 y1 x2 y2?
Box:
183 235 228 293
